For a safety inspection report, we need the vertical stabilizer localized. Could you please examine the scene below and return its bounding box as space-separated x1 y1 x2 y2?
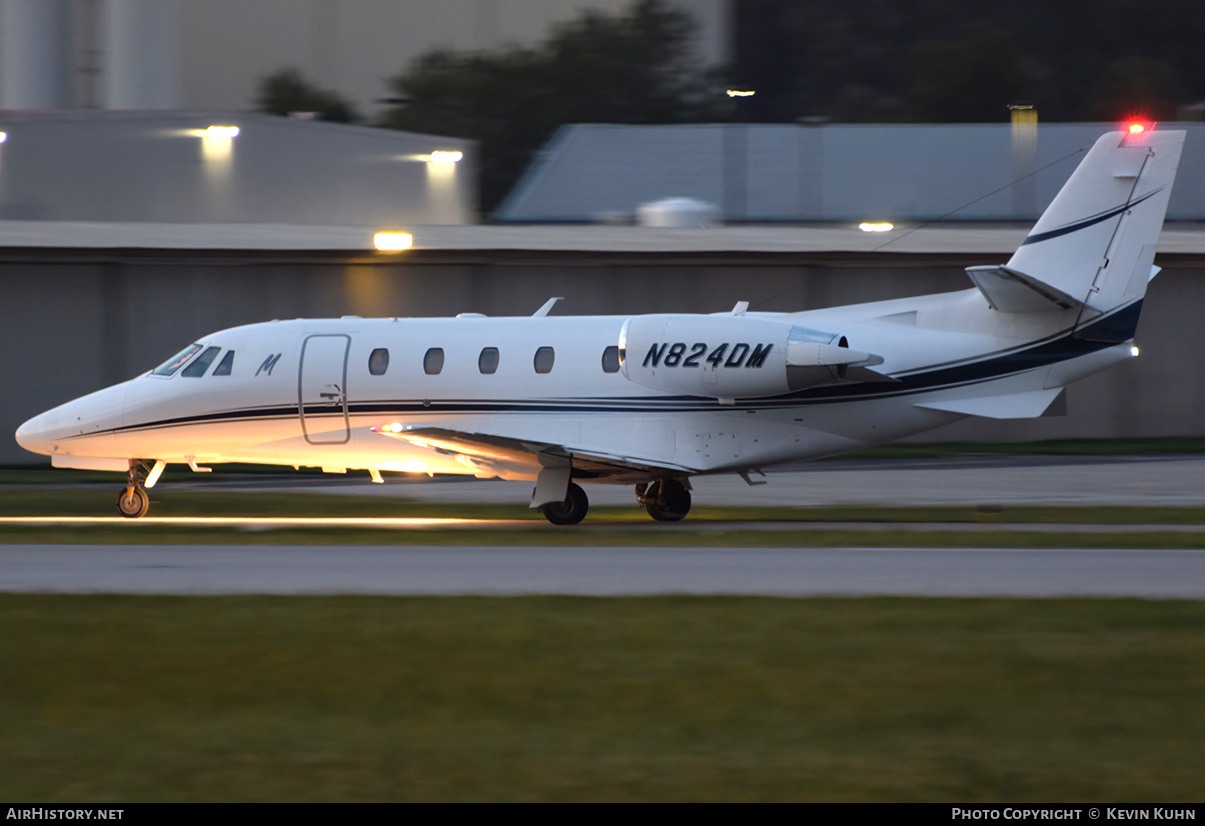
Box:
1002 128 1184 315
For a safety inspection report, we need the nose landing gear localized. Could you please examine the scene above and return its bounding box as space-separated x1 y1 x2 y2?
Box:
117 484 150 519
636 478 691 522
116 459 157 518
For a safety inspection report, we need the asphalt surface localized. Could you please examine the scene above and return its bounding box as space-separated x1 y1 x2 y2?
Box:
220 453 1205 508
4 454 1205 597
10 454 1205 507
2 544 1203 598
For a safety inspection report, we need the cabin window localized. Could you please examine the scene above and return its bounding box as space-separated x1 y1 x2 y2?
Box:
534 346 555 374
424 347 445 375
213 350 235 376
369 348 390 376
478 347 499 374
152 343 203 376
601 345 621 373
181 346 221 378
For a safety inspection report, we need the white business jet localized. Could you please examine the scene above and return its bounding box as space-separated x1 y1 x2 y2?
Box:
15 126 1185 524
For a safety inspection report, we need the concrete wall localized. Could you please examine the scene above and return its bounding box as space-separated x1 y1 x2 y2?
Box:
0 0 729 115
5 248 1203 463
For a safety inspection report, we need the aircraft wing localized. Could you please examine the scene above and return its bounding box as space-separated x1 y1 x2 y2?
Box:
375 425 694 482
914 387 1066 419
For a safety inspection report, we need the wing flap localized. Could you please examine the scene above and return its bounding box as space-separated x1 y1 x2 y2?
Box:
380 426 693 480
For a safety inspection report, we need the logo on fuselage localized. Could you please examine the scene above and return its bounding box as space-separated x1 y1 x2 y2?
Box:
256 353 282 376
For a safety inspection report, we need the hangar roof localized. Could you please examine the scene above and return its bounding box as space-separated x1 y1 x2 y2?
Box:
0 111 475 226
495 122 1205 224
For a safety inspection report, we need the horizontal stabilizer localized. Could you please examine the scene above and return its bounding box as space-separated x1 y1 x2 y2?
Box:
914 388 1065 419
965 265 1084 313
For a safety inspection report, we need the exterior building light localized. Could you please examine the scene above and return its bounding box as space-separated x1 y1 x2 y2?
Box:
859 222 894 232
206 125 240 139
373 231 413 252
428 150 463 163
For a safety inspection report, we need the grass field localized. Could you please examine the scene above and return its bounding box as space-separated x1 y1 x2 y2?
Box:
1 595 1202 802
3 451 1202 801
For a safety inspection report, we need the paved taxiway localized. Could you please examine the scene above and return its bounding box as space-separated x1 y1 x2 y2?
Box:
3 544 1203 598
237 453 1205 508
6 455 1205 597
14 454 1205 508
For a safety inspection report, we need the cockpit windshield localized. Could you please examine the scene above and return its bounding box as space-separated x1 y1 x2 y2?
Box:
151 343 204 377
181 346 222 377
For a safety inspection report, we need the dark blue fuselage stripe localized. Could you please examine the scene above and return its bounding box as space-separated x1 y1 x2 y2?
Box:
97 300 1141 436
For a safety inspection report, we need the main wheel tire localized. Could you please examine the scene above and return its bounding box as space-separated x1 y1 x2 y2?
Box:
116 486 150 519
540 482 589 525
645 478 691 522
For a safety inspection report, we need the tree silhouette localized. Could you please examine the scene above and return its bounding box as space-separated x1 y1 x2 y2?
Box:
255 68 359 124
379 0 727 214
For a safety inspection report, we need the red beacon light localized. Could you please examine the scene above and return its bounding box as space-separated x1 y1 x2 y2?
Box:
1123 119 1156 138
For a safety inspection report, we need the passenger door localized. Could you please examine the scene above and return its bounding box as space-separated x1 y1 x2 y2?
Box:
299 334 350 445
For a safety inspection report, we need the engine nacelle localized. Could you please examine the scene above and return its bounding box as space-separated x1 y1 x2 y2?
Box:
619 314 883 400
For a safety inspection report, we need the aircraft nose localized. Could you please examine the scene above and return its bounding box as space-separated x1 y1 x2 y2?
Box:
15 409 61 456
15 383 130 458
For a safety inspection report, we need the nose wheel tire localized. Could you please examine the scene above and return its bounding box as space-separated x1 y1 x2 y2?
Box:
539 482 589 525
117 486 150 519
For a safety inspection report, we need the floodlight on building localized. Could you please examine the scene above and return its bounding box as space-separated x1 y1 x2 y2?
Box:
1008 102 1038 128
726 90 755 97
206 125 240 139
858 222 894 232
1131 345 1141 358
0 132 7 144
428 150 463 163
373 230 414 252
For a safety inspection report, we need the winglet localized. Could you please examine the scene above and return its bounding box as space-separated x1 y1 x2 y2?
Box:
730 301 749 316
533 297 563 317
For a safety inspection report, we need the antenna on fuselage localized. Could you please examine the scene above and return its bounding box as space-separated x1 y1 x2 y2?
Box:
532 297 564 317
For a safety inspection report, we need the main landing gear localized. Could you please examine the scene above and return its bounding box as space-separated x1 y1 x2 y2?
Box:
636 478 692 522
539 482 589 525
538 477 693 526
116 460 154 519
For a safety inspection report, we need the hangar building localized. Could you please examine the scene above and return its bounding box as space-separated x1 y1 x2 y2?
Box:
497 122 1205 223
0 110 475 225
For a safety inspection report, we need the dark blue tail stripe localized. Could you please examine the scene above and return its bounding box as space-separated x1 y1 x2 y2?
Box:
1021 188 1162 246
